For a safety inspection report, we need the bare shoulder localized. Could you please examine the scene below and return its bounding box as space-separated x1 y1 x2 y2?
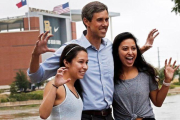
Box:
54 84 66 105
56 84 66 98
44 79 65 91
44 80 54 90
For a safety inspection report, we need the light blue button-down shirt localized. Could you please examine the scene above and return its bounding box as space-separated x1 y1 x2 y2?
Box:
27 30 114 110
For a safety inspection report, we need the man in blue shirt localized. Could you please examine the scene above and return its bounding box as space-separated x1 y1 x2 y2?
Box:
27 1 159 120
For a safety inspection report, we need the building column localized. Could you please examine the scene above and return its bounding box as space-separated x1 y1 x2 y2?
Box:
71 22 76 40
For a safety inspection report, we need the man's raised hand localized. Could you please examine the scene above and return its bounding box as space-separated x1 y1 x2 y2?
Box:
32 31 55 56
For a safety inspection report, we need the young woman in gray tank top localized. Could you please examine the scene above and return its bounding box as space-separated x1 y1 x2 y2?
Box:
112 31 179 120
39 44 88 120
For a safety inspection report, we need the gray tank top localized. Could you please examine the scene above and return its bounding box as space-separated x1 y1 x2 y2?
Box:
48 84 83 120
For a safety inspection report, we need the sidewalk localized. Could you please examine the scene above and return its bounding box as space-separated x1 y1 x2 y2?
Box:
0 100 42 107
168 87 180 95
0 85 10 90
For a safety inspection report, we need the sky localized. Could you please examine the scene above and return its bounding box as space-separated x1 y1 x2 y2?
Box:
0 0 180 68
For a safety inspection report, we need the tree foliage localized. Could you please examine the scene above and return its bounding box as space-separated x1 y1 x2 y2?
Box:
14 70 30 92
172 0 180 14
178 70 180 83
9 82 17 95
36 81 45 89
158 67 165 85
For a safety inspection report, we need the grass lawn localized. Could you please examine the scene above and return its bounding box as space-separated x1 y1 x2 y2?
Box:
29 90 43 94
0 104 40 110
0 90 44 103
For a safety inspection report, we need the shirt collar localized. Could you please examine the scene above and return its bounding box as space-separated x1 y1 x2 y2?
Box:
79 30 107 48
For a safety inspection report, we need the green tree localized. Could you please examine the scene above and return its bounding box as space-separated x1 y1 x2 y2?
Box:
14 70 30 92
178 69 180 83
158 67 165 85
36 81 45 89
9 82 17 95
172 0 180 14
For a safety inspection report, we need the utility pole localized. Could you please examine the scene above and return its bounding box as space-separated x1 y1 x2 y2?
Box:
177 53 179 65
157 47 160 69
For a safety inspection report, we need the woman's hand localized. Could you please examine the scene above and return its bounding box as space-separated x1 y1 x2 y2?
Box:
144 29 159 49
150 58 179 107
140 29 159 54
54 67 71 87
164 58 179 83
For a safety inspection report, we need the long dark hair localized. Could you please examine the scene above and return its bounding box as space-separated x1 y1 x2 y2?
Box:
59 44 87 98
112 32 158 85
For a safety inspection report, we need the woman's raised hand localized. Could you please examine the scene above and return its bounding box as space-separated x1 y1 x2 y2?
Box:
54 67 71 87
164 58 179 83
144 29 159 50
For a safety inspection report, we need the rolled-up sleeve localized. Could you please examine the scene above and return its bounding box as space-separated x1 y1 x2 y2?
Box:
27 45 66 83
27 66 44 83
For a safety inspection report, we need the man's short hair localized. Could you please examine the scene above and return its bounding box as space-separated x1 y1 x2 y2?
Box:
81 1 108 27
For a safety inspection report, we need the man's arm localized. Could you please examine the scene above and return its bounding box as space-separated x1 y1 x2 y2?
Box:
29 32 55 74
27 31 61 83
140 29 159 54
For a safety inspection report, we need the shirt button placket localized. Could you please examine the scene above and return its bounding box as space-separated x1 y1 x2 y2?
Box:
99 52 107 103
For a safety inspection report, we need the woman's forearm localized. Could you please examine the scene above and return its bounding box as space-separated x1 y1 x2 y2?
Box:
39 86 57 119
154 84 170 107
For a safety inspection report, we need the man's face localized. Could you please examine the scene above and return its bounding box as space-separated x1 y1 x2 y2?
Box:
86 10 109 39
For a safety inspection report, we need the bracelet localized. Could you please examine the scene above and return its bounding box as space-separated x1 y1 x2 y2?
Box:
52 84 59 89
163 80 171 87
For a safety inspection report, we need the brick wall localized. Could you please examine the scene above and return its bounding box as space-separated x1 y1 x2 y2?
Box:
0 31 41 85
71 22 77 39
24 17 40 30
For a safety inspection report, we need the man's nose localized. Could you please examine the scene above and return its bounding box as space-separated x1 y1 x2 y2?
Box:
102 20 108 26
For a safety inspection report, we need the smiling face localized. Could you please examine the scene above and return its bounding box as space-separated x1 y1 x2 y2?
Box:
84 10 109 39
66 51 88 80
118 38 137 68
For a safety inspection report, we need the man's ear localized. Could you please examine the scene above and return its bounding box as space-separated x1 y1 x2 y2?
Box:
83 17 90 27
63 59 70 68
